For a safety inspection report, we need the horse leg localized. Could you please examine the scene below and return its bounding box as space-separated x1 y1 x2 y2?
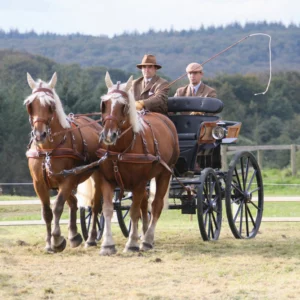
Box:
33 181 53 252
140 172 171 251
124 186 145 252
86 173 103 247
140 189 149 237
100 180 116 256
51 182 74 252
67 193 83 248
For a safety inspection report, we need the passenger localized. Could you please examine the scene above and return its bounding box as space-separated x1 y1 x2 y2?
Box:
174 62 217 98
174 62 217 115
132 54 169 114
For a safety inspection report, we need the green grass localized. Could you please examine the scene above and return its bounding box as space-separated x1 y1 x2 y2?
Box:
1 168 300 222
262 168 300 195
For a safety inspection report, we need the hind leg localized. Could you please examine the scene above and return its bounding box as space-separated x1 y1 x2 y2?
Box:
67 193 83 248
86 173 103 247
140 189 149 238
140 172 171 251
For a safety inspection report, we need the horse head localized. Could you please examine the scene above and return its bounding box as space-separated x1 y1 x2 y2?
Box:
24 72 70 143
100 72 142 145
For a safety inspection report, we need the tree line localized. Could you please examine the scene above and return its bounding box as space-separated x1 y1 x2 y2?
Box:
0 49 300 189
0 22 299 79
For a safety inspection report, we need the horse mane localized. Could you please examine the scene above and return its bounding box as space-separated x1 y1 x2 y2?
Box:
101 82 144 133
24 79 70 129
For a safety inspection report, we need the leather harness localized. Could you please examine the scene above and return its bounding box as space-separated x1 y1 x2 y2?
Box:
99 86 176 199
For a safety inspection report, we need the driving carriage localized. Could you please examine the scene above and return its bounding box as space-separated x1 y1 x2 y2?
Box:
25 72 263 254
79 94 264 243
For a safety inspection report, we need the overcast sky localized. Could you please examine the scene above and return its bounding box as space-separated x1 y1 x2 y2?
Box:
0 0 299 37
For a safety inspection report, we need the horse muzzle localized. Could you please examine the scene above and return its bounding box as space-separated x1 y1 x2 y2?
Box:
33 129 47 143
101 129 118 145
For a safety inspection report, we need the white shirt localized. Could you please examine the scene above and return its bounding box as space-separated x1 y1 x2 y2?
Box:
144 78 152 84
190 82 201 94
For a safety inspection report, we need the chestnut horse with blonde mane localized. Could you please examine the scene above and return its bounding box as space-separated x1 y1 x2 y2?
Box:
25 72 102 252
80 72 179 255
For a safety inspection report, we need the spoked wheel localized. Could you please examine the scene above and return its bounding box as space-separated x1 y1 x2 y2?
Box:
197 168 222 241
225 151 264 239
80 206 104 242
114 190 132 238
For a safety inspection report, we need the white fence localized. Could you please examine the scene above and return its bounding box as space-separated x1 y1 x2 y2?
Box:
1 183 300 225
221 144 300 175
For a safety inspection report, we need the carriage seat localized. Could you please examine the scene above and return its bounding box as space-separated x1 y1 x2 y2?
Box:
168 97 223 139
168 97 224 115
167 97 224 175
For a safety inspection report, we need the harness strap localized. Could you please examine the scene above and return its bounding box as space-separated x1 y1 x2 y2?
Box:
69 120 89 162
96 148 160 163
112 160 125 201
26 148 85 160
143 119 161 158
42 160 52 189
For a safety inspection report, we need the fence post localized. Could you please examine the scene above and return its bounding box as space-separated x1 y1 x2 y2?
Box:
291 144 297 176
257 150 263 170
221 145 228 170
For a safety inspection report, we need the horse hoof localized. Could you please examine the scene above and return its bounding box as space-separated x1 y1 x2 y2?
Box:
52 238 67 253
85 241 97 248
69 233 83 248
44 246 54 254
100 245 117 256
140 242 153 251
124 246 140 253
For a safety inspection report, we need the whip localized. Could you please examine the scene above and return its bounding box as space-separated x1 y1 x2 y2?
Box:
167 33 272 96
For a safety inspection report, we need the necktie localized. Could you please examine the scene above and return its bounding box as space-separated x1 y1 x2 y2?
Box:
192 87 196 96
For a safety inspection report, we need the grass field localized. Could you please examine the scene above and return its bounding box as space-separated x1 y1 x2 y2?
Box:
1 216 300 300
1 167 300 299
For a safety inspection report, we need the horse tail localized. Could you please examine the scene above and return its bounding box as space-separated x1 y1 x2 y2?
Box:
76 177 95 207
148 177 171 210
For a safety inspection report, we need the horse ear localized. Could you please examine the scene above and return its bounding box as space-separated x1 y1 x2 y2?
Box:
49 72 57 89
125 75 134 92
105 72 113 88
27 72 36 90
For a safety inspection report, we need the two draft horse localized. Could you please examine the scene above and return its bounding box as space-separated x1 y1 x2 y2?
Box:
83 72 179 255
25 72 102 252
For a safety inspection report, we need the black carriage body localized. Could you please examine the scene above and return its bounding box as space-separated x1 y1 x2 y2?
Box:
80 96 263 243
168 97 224 176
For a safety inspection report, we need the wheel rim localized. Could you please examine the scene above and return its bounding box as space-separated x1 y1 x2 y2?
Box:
80 207 104 242
225 151 264 239
115 191 132 238
197 168 222 241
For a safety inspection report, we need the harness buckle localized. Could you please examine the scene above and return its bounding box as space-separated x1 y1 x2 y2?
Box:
113 160 118 172
45 152 51 164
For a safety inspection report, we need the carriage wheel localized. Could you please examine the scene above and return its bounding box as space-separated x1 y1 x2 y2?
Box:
197 168 222 241
115 191 132 238
80 207 104 242
225 151 264 239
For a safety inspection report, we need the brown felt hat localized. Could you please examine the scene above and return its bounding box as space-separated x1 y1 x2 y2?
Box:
186 62 203 73
137 54 162 69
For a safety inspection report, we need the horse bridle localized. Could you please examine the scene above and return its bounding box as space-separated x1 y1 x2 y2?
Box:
101 82 129 129
27 86 56 142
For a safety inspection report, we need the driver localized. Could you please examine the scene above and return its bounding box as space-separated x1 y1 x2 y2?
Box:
132 54 169 114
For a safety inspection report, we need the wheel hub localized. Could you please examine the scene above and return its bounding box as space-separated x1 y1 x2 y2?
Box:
244 191 252 202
